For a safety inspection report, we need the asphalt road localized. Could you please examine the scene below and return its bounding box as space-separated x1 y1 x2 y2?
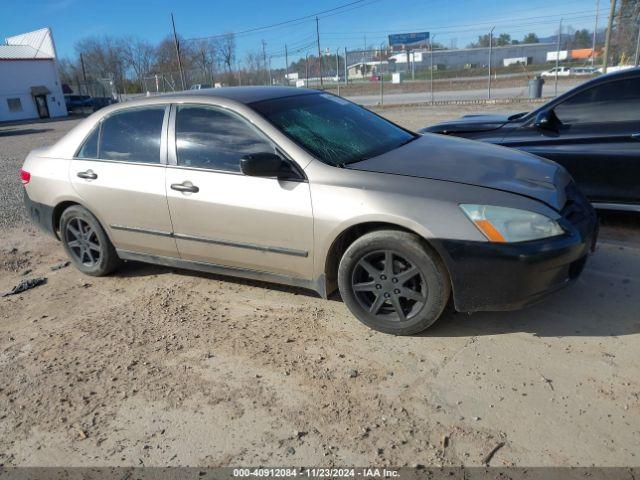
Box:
347 83 577 106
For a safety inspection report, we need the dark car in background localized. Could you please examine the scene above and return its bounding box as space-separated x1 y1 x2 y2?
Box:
65 95 117 114
422 68 640 211
64 94 93 114
91 96 117 111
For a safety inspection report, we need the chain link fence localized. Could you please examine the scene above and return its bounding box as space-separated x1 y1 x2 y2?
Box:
71 21 639 107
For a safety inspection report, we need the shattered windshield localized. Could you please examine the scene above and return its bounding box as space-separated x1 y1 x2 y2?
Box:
250 93 416 166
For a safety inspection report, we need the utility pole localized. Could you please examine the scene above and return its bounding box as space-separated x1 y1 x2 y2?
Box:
344 47 348 84
171 13 186 90
305 52 309 86
410 49 415 80
636 15 640 66
268 56 272 85
79 53 88 95
592 0 600 65
603 0 617 72
200 50 208 85
488 26 495 99
555 18 562 96
379 42 384 106
362 35 366 79
284 44 289 85
261 40 268 85
335 49 340 95
430 36 435 104
316 17 323 88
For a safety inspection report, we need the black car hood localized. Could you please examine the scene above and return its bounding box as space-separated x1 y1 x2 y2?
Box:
421 113 512 134
346 133 571 211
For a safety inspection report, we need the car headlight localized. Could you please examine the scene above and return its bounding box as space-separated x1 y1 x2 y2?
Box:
460 204 564 243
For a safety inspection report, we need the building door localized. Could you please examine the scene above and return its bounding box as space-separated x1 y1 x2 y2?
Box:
34 95 49 118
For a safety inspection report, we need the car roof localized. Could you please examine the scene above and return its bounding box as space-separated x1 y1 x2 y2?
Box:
585 66 640 85
158 86 319 105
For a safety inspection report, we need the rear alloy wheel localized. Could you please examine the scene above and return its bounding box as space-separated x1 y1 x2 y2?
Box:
338 230 450 335
60 205 121 276
65 217 102 268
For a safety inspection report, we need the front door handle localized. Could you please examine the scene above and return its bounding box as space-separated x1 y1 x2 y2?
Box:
170 182 199 193
77 169 97 180
631 133 640 141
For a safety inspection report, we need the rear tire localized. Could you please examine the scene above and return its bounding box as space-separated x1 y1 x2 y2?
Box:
338 230 450 335
60 205 121 276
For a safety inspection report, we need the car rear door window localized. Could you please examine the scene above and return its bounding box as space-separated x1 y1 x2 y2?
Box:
554 77 640 125
99 106 165 163
175 105 274 172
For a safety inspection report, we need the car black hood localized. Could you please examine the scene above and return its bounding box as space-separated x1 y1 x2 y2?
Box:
346 133 572 211
420 113 512 134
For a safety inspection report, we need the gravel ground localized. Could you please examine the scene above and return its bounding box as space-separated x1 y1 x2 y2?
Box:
0 117 82 230
0 107 639 467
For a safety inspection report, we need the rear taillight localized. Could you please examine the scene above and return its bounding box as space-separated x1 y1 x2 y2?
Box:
20 169 31 185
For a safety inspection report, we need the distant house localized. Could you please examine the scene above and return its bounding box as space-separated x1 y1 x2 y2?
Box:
0 28 67 122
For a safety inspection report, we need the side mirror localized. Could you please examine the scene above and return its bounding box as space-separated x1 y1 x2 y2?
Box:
533 110 556 130
240 152 299 179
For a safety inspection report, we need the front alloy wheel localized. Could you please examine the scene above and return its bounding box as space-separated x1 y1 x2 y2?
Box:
351 250 427 322
338 230 450 335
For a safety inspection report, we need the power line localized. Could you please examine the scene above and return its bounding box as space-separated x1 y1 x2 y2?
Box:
321 7 611 36
184 0 375 42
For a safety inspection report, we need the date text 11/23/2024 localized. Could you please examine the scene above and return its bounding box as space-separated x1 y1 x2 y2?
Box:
233 468 400 478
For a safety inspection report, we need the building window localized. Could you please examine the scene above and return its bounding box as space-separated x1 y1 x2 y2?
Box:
7 98 23 112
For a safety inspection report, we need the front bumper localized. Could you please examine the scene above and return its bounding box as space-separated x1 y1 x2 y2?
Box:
438 200 598 313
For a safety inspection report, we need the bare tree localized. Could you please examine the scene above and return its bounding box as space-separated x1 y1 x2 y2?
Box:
122 37 156 90
217 33 236 73
75 35 128 92
193 38 218 85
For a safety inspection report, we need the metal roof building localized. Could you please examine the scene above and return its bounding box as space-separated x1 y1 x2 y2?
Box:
0 28 68 122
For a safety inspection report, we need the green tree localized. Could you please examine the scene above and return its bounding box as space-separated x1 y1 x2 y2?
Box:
468 32 513 48
522 32 540 44
572 29 592 48
496 33 512 46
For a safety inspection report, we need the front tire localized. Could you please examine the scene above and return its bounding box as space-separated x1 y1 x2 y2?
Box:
60 205 121 276
338 230 450 335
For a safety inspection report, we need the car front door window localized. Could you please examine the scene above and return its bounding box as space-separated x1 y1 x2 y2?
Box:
175 105 275 172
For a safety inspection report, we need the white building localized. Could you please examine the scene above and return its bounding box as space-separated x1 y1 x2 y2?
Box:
0 28 67 122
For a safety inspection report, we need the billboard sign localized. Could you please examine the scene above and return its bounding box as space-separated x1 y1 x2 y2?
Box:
388 32 430 48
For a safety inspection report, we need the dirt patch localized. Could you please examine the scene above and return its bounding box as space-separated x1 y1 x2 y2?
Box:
1 112 639 467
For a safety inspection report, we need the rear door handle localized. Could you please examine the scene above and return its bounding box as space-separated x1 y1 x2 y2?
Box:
631 133 640 141
170 182 199 193
77 169 97 180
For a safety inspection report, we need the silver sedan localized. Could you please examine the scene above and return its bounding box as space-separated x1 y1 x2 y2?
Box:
22 87 598 335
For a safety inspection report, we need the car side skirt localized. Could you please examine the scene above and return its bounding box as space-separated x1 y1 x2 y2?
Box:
592 202 640 213
116 249 327 298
